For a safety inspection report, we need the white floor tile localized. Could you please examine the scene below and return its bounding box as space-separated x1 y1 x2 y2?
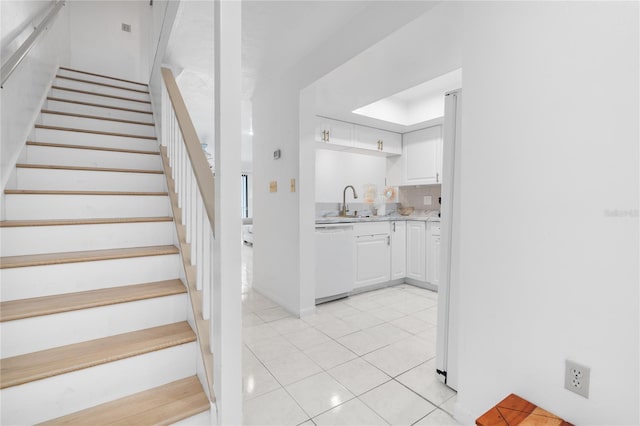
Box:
366 323 412 346
439 394 460 418
390 315 431 334
312 398 387 426
255 306 293 322
286 372 355 418
412 306 438 324
303 340 358 370
416 325 437 343
263 350 323 386
243 360 282 400
248 335 300 362
369 306 407 322
243 388 309 426
327 358 391 396
243 312 266 328
396 360 456 406
302 311 336 327
285 327 333 351
270 316 312 334
413 408 460 425
314 318 360 339
363 336 435 377
341 311 385 330
342 297 383 312
243 323 279 346
319 302 361 319
336 330 389 356
360 380 436 426
389 297 436 315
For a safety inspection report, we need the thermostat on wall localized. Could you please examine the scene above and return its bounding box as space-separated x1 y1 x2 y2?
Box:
273 149 281 159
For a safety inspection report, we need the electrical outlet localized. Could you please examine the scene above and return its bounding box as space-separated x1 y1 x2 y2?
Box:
565 360 590 398
423 195 432 205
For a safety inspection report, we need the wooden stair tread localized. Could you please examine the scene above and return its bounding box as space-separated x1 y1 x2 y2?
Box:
47 97 153 115
0 245 179 269
55 75 150 94
16 163 164 174
0 280 186 322
38 376 208 425
0 217 173 228
35 124 157 140
27 141 160 155
58 66 149 87
51 86 151 104
0 322 195 389
5 190 168 196
41 109 154 126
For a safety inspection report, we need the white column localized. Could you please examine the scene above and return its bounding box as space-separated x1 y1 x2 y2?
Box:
212 0 242 424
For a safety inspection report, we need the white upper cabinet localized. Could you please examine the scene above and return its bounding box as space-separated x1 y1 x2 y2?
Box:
354 125 402 155
316 117 354 149
402 125 443 185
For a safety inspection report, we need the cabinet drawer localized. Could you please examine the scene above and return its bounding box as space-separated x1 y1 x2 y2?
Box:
353 222 390 237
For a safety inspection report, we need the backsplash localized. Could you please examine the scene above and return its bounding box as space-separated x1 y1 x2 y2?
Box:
398 184 441 213
316 202 401 218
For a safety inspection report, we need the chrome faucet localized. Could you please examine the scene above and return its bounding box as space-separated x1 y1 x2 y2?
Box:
341 185 358 216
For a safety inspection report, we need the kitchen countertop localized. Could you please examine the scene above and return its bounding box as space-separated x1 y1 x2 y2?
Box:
316 215 440 225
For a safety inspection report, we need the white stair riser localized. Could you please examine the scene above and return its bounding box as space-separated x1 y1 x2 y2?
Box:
0 342 197 425
34 127 158 151
1 254 181 301
57 68 149 92
4 194 171 220
25 145 162 170
1 294 188 357
172 409 211 426
54 78 150 102
41 113 156 137
1 221 174 256
45 99 154 123
14 167 166 192
50 88 152 112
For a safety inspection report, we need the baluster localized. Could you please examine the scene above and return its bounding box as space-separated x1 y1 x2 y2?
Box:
202 223 212 321
184 162 192 242
190 174 197 252
195 194 203 286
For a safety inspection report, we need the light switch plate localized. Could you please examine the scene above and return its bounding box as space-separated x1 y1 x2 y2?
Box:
290 178 296 192
424 196 432 205
269 181 277 193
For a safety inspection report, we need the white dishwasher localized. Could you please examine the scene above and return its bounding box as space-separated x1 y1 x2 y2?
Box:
315 224 354 303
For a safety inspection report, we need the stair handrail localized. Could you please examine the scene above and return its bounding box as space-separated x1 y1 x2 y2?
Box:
1 1 66 88
159 66 217 405
160 67 215 230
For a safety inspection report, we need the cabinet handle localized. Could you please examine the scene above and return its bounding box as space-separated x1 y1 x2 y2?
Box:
436 172 439 182
326 130 330 142
381 140 384 151
393 222 396 232
387 235 390 246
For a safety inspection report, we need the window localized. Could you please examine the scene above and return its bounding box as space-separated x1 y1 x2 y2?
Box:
241 174 249 218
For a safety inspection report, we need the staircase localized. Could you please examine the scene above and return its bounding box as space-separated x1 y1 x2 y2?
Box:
0 67 210 425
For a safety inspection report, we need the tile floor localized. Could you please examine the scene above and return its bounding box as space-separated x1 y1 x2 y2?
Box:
241 244 461 425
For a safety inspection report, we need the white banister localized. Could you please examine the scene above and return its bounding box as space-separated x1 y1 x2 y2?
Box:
159 67 217 410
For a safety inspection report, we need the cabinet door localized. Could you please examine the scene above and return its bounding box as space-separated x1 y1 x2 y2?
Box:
379 129 402 155
354 234 391 289
428 234 441 287
325 118 354 148
406 221 426 281
403 125 443 185
354 126 402 155
391 221 406 280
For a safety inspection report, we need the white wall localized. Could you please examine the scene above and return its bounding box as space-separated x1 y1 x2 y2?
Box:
252 2 436 316
68 1 152 83
315 149 386 203
0 0 70 203
456 2 639 424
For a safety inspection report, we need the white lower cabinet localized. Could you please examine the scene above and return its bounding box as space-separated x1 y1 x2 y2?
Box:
427 222 441 287
406 221 426 281
390 221 406 280
353 223 390 290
